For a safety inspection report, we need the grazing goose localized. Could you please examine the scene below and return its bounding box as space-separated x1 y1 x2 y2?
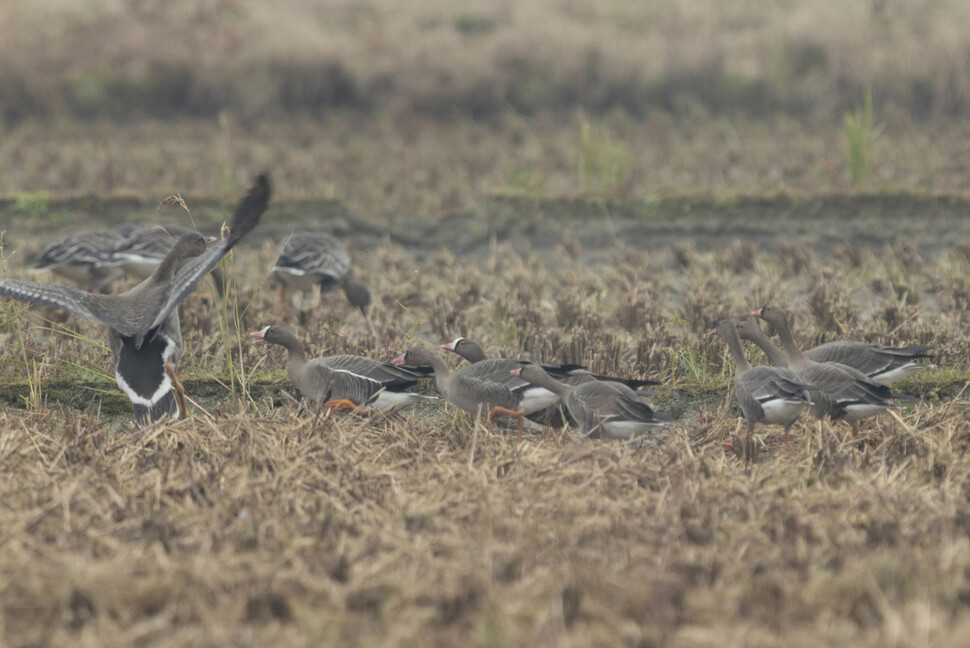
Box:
737 317 933 385
510 364 670 440
711 319 814 440
31 227 136 292
0 175 270 426
107 225 226 296
436 342 569 414
250 325 433 413
392 347 530 440
752 305 904 434
442 337 573 411
736 317 789 367
271 233 371 315
442 337 658 391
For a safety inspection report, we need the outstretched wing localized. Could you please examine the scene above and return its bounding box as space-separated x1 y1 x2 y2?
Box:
148 175 270 334
0 279 117 328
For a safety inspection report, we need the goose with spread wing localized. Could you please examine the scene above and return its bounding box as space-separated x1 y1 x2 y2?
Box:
0 175 270 426
107 224 226 296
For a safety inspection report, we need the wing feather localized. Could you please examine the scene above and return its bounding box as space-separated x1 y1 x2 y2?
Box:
450 372 521 412
148 174 270 333
275 233 350 279
567 381 666 435
460 358 531 392
326 368 384 405
320 355 423 389
800 363 893 420
806 342 934 378
0 279 117 328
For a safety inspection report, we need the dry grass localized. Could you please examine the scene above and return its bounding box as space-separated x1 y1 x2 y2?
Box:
5 1 970 217
0 218 968 645
6 113 970 218
2 3 970 642
4 0 970 121
4 403 970 647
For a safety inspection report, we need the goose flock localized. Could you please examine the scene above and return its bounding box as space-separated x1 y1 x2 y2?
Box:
0 175 936 446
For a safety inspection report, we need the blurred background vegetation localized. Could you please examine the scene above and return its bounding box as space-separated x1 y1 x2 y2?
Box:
1 0 969 212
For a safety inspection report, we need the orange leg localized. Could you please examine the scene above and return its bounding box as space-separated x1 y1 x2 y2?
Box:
165 362 188 421
323 398 371 416
278 285 292 325
487 406 526 442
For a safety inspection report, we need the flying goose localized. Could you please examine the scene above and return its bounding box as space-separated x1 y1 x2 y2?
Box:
509 364 670 440
752 305 905 434
711 319 814 440
392 347 532 440
737 317 932 385
271 232 371 315
0 175 270 426
250 325 433 413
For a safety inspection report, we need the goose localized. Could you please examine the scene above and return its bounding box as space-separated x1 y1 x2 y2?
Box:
752 305 905 435
250 325 433 413
736 317 789 367
435 343 568 414
392 347 531 440
710 319 814 440
509 364 670 440
442 337 658 391
31 226 137 292
107 224 226 296
737 317 933 385
0 175 270 426
271 232 371 315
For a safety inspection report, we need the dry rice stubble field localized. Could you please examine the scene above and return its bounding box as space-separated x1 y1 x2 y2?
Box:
0 201 969 646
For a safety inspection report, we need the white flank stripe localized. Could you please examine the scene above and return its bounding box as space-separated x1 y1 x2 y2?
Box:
844 404 888 420
760 399 811 424
601 420 663 440
331 367 380 386
519 387 560 414
370 391 437 411
273 267 308 276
